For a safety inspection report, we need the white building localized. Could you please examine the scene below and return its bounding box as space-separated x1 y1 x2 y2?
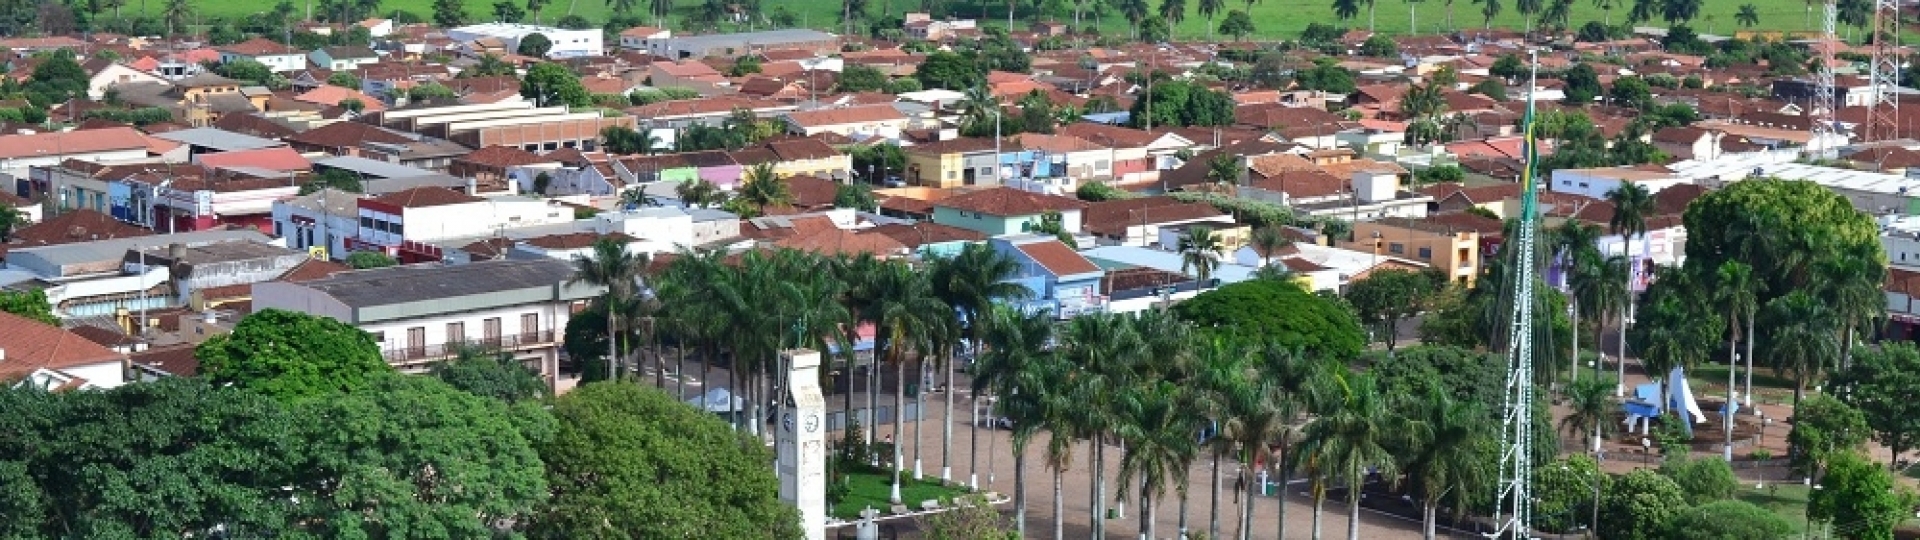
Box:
271 188 360 261
1549 165 1692 200
250 258 601 392
1 229 275 318
1881 215 1920 271
591 206 743 252
2 129 157 193
447 23 603 59
349 186 576 263
0 311 131 390
616 26 671 51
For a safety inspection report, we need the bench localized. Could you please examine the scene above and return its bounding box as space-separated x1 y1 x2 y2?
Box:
921 499 942 511
890 504 911 515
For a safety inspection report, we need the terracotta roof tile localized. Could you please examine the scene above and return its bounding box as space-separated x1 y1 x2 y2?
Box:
784 104 905 127
130 344 200 376
0 311 126 382
1016 240 1100 276
286 120 412 149
457 145 547 167
863 222 987 247
2 209 151 254
936 187 1086 217
369 186 483 208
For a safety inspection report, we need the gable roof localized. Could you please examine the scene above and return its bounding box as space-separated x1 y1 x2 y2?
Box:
1016 240 1101 277
1 209 151 255
369 186 484 208
936 187 1087 217
784 104 906 127
0 311 126 383
197 147 311 172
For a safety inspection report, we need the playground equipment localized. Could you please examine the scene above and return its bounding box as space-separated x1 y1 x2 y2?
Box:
1621 366 1732 437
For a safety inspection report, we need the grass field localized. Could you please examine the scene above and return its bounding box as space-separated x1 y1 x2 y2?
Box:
1736 483 1817 535
133 0 1831 42
829 463 969 520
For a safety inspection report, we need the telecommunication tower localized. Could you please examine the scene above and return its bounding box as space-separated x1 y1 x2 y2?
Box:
1490 49 1543 540
1813 0 1841 156
1867 0 1900 141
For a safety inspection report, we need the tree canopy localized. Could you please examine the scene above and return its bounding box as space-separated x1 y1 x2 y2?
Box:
1665 500 1793 540
533 383 801 538
1170 278 1366 360
1833 342 1920 469
0 289 57 326
521 62 590 108
1597 469 1688 539
1681 178 1882 301
196 308 393 401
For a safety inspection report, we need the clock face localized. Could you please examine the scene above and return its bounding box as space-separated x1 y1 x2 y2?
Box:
782 412 795 432
804 413 821 433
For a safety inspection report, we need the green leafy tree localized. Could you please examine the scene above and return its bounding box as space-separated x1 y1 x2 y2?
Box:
1399 387 1493 540
1561 63 1602 103
196 308 393 401
1469 78 1507 100
1218 9 1255 40
1735 3 1759 26
290 374 548 538
834 183 877 210
218 59 273 85
1658 455 1736 505
1490 53 1525 80
1372 345 1505 414
0 378 301 537
1343 268 1435 354
1666 500 1792 540
327 71 360 88
915 51 979 91
1359 35 1398 57
432 348 549 403
1808 451 1917 540
0 204 21 243
409 82 458 102
433 0 470 27
1177 225 1225 290
0 289 58 326
534 383 802 538
1531 455 1605 534
346 250 397 269
1608 75 1653 109
1596 469 1687 539
1833 342 1920 469
735 163 792 217
1295 57 1358 94
517 32 553 56
601 125 647 154
494 0 528 20
836 63 889 92
1171 278 1366 360
521 62 590 108
1787 395 1870 476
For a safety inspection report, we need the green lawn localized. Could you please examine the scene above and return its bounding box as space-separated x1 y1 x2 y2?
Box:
1686 362 1800 408
152 0 1830 41
1736 483 1816 536
829 463 970 521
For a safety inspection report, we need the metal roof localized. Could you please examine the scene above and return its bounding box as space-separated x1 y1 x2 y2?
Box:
659 29 836 50
154 128 286 152
7 230 273 278
295 258 599 322
314 156 437 179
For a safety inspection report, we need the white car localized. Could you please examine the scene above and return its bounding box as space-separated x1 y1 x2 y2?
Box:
977 416 1013 430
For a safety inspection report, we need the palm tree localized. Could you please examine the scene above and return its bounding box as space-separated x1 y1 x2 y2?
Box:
959 85 1003 136
975 305 1057 536
1572 254 1627 383
1554 220 1602 382
1178 226 1224 291
569 238 647 382
1060 313 1146 539
1294 372 1403 540
735 163 791 217
1401 388 1491 540
1711 261 1759 460
1158 0 1188 27
1408 0 1423 35
930 243 1032 487
1116 380 1201 540
1736 2 1759 26
1190 338 1251 540
163 0 193 35
1205 154 1241 191
869 260 949 503
1594 0 1614 24
676 179 724 208
1560 377 1614 455
1605 183 1653 396
1250 225 1292 268
1197 0 1224 40
1762 290 1840 408
1043 369 1079 540
1816 243 1886 370
1261 344 1337 540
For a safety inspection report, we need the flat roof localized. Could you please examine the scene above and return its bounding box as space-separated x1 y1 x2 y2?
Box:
289 258 599 322
154 128 286 152
449 22 595 38
132 239 300 265
314 156 437 179
660 29 836 49
9 230 273 275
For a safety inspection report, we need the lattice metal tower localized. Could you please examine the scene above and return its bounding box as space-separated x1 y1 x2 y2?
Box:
1491 49 1542 540
1813 0 1841 156
1868 0 1900 141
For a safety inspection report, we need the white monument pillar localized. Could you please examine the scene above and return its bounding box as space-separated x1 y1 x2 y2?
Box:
777 349 827 540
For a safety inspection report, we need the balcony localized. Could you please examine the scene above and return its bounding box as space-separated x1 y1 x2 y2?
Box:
383 330 557 366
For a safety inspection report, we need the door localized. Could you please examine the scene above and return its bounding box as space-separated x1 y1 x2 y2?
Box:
483 318 502 347
407 327 425 358
446 322 465 347
521 313 539 342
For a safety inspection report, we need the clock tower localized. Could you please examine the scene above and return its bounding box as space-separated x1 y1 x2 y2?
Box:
776 349 827 540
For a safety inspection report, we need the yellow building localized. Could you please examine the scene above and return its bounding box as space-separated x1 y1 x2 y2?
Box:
1337 217 1483 287
764 138 853 179
904 137 999 188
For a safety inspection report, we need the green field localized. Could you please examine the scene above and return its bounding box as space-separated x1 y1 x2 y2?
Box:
136 0 1829 42
829 464 970 520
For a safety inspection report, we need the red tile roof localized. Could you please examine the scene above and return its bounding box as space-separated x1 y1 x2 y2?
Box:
936 187 1086 217
1016 240 1100 276
197 147 311 172
0 311 126 383
370 186 483 208
2 209 151 255
458 145 548 167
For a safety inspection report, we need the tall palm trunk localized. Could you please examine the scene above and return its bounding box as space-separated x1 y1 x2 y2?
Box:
1422 500 1439 540
1744 316 1756 411
1054 468 1067 540
1618 237 1633 397
1571 298 1581 384
1177 482 1190 538
890 355 907 504
1092 439 1107 537
1142 491 1159 540
675 345 687 399
913 361 924 479
1346 472 1364 540
1277 445 1291 540
701 344 714 423
1725 311 1738 462
1311 478 1326 540
1209 455 1222 539
1240 462 1256 540
1014 441 1029 537
606 313 619 382
946 343 959 483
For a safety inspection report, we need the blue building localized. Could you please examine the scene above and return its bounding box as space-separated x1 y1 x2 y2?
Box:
989 234 1108 319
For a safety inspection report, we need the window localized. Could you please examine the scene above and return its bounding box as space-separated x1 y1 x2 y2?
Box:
274 222 282 237
391 223 404 235
371 331 385 343
406 327 425 355
446 322 465 345
360 216 373 228
1388 243 1404 254
483 318 502 345
521 313 539 335
1417 247 1432 259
